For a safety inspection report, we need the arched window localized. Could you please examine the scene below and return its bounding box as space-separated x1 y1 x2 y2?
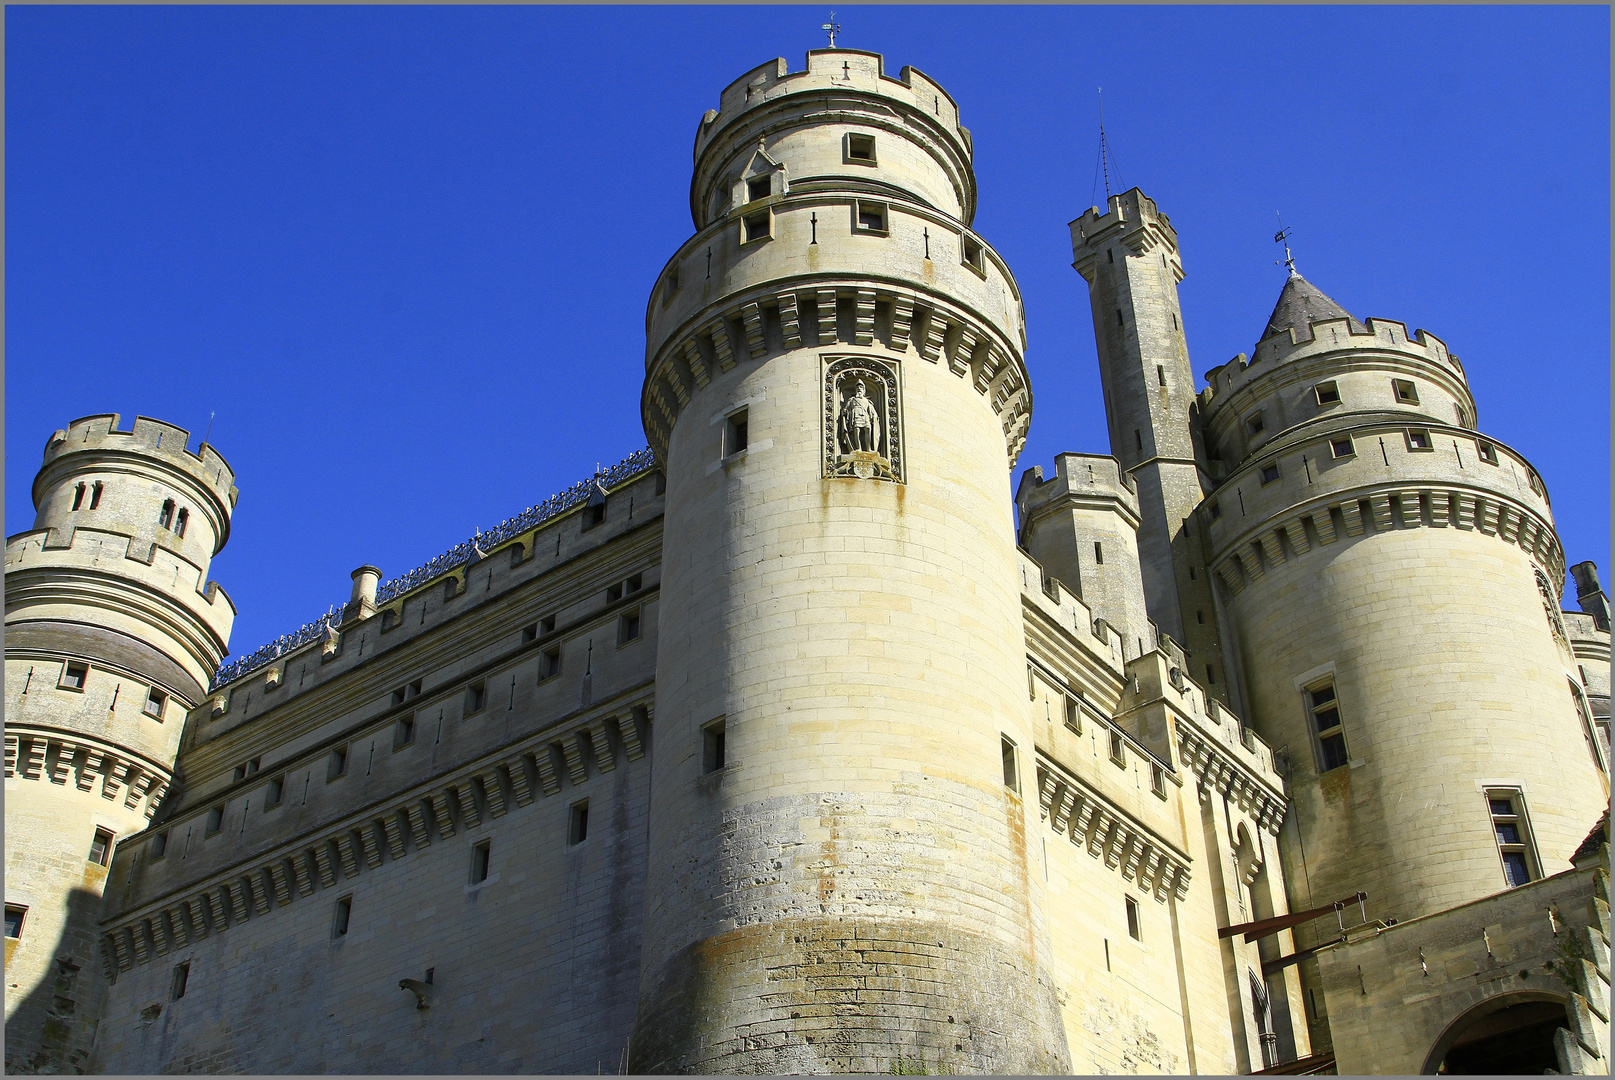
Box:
71 483 86 511
158 500 175 529
174 508 189 538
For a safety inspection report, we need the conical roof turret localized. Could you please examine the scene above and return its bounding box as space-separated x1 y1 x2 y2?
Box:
1260 268 1365 344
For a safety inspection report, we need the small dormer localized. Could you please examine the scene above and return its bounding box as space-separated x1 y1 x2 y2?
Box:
731 141 786 209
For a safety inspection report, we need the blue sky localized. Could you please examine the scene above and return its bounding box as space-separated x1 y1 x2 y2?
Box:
7 5 1609 663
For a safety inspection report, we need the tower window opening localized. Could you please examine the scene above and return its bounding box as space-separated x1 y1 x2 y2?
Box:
1314 381 1341 405
72 483 86 510
1064 697 1082 734
144 686 168 718
1117 309 1125 328
743 210 771 242
1107 249 1114 264
158 499 175 529
1406 428 1432 451
1150 763 1167 798
540 615 556 636
205 805 224 835
1126 896 1142 940
150 830 168 858
470 840 491 885
584 502 606 529
569 800 589 845
1206 664 1216 685
1307 682 1348 772
747 176 770 203
465 681 486 715
725 409 749 457
328 746 348 780
618 609 641 645
1392 378 1419 404
5 905 26 939
1259 463 1281 485
846 132 876 162
174 508 188 537
1001 736 1019 792
90 482 104 509
1209 500 1221 520
540 645 562 680
1486 791 1538 887
233 757 260 781
88 827 115 866
961 235 985 273
608 582 624 603
395 715 415 749
1109 730 1126 767
60 661 89 691
170 962 190 1000
264 775 284 807
1197 610 1205 624
1172 312 1178 330
854 201 887 235
1246 412 1265 436
332 896 352 937
1093 541 1104 564
1134 429 1143 451
1157 365 1166 386
703 717 727 773
1330 437 1355 459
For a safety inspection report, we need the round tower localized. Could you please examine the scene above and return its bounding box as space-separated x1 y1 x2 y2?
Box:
4 414 237 1074
1197 272 1609 953
630 51 1067 1074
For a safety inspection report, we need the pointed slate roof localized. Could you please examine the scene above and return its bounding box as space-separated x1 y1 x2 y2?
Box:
1261 270 1366 343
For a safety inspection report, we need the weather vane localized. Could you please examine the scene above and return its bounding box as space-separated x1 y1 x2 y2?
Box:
1274 213 1297 273
822 11 841 48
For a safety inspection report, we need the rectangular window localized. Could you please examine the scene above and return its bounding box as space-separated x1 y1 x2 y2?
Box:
626 573 642 593
583 502 605 529
961 235 985 274
1308 683 1348 772
568 800 589 845
332 896 352 938
854 201 887 235
143 687 167 719
5 905 27 939
1109 730 1126 767
232 757 260 782
465 681 486 715
470 840 491 885
264 775 284 808
1157 364 1166 387
1259 463 1281 485
328 746 348 780
1126 896 1142 940
205 806 224 835
170 961 190 1000
1406 428 1432 451
845 132 876 162
1150 763 1167 798
1330 437 1355 459
1246 412 1265 436
88 827 115 866
1206 664 1216 685
1196 610 1205 625
747 176 770 203
1093 541 1104 564
151 830 168 858
1314 381 1340 405
703 717 726 773
395 715 415 750
1209 500 1221 520
521 624 538 645
60 661 89 692
618 610 641 645
725 409 749 457
540 646 562 680
1392 378 1419 404
1487 792 1537 887
1064 697 1082 734
392 686 407 706
1001 736 1019 792
607 582 624 603
540 615 556 636
743 210 771 242
1477 440 1499 465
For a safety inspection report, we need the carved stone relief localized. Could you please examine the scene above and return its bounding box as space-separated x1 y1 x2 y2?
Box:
823 355 902 482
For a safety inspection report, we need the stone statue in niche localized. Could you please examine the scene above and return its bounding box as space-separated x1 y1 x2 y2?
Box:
823 356 902 482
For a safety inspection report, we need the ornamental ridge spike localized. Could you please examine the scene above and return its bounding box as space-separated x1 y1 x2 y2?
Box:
210 447 657 689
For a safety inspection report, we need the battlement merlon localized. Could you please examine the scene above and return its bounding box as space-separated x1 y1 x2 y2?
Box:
37 415 239 543
1016 453 1142 535
1201 318 1467 408
1069 188 1183 283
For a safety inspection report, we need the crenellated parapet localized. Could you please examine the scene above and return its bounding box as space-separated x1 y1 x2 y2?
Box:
1203 418 1564 594
1069 188 1184 283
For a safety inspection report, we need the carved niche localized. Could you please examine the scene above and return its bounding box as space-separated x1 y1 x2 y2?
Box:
823 355 902 482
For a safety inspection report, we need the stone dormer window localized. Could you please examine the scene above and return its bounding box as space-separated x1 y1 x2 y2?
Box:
1330 437 1355 459
844 132 876 165
747 176 770 203
1392 378 1419 405
1314 381 1340 406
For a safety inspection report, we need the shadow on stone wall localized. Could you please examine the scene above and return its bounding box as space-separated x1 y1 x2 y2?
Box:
5 885 111 1075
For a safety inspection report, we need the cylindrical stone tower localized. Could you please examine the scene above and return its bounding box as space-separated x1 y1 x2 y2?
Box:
630 51 1069 1074
4 414 236 1074
1198 272 1609 950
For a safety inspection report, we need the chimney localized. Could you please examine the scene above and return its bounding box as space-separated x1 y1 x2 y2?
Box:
1570 561 1610 632
345 565 382 624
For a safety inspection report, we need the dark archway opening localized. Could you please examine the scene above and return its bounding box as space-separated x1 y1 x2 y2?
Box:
1433 1000 1569 1074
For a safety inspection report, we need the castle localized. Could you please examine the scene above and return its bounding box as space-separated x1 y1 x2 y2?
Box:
5 50 1609 1075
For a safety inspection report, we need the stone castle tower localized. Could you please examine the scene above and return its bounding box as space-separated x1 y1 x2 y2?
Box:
633 50 1066 1073
1077 193 1610 1056
4 415 237 1073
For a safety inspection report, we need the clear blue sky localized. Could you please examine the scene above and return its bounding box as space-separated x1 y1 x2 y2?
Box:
8 6 1609 664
